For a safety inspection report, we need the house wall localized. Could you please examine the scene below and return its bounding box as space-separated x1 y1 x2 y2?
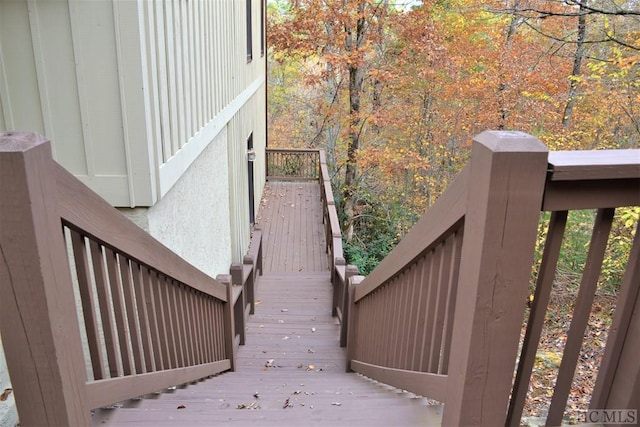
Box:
0 0 266 423
121 128 232 278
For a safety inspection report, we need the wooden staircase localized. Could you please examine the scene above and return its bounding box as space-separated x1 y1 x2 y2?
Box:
92 272 443 425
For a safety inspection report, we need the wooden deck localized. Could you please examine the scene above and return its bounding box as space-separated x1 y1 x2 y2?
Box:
256 182 329 272
93 182 442 426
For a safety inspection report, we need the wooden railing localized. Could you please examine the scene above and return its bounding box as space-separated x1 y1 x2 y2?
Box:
265 147 358 343
266 148 320 181
344 131 640 426
0 132 260 425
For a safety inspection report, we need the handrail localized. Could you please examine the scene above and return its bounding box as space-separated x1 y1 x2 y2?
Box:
344 130 640 426
266 148 321 181
0 132 241 425
265 147 358 343
345 131 550 425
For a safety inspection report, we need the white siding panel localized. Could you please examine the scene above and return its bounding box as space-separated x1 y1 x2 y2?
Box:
71 1 128 176
2 0 266 210
29 0 87 172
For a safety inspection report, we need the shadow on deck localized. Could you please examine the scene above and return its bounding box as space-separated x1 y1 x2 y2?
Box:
92 181 442 425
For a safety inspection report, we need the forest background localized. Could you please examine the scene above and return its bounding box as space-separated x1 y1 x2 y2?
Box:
267 0 639 279
266 1 638 421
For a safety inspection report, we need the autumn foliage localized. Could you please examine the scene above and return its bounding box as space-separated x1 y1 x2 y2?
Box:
268 0 639 272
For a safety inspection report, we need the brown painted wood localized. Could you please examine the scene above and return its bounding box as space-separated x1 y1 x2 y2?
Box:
507 210 568 426
0 133 91 425
94 272 442 426
70 229 107 380
91 240 121 377
548 149 640 181
85 360 231 409
56 163 228 301
547 208 615 426
355 168 468 301
351 360 447 403
118 253 145 374
543 178 640 211
592 222 640 410
440 228 463 375
132 263 155 373
444 131 548 426
256 182 328 272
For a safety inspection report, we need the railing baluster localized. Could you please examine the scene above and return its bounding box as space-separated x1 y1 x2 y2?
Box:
186 290 200 365
132 262 155 373
144 269 164 371
425 245 443 372
118 253 144 374
152 273 171 370
175 283 190 367
508 211 568 425
166 280 183 368
90 241 120 377
418 250 436 372
429 237 454 373
440 227 463 375
105 248 133 376
547 208 615 426
69 230 106 380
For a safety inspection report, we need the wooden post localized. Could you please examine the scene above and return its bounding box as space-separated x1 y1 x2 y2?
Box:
443 131 548 426
332 257 346 315
340 264 359 347
243 255 256 314
0 132 92 425
230 263 247 345
217 274 236 371
591 222 640 413
345 275 364 372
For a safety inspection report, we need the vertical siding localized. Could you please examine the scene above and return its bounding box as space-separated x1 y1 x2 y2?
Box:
1 0 265 212
227 89 267 261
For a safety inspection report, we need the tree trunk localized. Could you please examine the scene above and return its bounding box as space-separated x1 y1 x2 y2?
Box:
562 1 587 127
498 0 520 129
341 1 367 243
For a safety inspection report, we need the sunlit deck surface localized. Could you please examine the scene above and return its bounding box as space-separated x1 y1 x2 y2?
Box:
93 181 441 426
256 182 329 272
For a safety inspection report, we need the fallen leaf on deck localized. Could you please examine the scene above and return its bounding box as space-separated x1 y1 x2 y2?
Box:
0 389 12 402
237 402 261 410
283 397 293 409
306 364 315 371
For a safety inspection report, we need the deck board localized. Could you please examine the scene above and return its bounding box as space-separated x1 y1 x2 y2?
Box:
93 181 442 426
256 183 328 272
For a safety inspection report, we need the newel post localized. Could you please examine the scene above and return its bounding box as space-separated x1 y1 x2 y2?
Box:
340 264 359 347
345 275 364 372
217 274 237 371
443 131 548 426
0 132 91 425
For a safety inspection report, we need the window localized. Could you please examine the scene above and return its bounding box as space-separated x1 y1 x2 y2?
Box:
246 0 253 62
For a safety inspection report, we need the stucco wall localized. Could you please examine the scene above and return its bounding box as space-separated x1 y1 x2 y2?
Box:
121 128 232 278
